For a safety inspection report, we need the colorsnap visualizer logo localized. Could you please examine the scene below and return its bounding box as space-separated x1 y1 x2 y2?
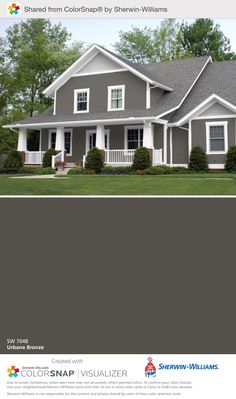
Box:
11 366 75 378
7 366 20 378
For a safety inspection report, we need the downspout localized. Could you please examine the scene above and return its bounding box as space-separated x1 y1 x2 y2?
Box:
10 127 19 134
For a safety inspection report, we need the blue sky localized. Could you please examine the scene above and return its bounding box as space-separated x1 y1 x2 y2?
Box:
1 19 236 52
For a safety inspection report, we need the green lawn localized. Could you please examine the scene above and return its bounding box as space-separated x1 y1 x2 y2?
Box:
1 173 236 195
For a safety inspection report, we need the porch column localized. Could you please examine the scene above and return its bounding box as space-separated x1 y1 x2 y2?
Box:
143 122 154 148
55 126 65 151
17 127 27 151
163 124 167 164
96 124 105 149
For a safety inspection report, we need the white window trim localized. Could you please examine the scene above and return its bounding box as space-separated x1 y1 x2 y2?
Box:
74 88 90 114
48 129 57 149
49 128 73 156
206 121 228 155
64 128 73 156
124 125 144 150
107 85 125 111
86 129 110 153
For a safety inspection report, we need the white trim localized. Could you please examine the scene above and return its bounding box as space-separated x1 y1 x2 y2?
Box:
194 114 236 120
43 44 173 97
86 128 110 153
176 94 236 126
188 120 192 156
163 125 167 164
53 89 57 115
74 88 90 114
208 164 225 169
155 56 211 122
146 82 151 109
64 128 73 156
124 125 144 150
48 128 57 149
72 69 126 77
206 121 228 154
3 117 156 129
170 127 173 165
107 85 125 111
169 163 188 168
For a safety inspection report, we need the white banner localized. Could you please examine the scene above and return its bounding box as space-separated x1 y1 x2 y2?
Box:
1 0 236 18
1 354 235 397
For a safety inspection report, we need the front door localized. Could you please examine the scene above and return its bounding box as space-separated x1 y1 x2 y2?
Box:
86 130 110 153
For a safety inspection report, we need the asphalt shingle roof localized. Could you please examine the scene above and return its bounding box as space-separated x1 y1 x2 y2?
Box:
169 61 236 123
8 53 221 127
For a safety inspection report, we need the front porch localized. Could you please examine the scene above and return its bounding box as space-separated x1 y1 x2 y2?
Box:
17 122 167 167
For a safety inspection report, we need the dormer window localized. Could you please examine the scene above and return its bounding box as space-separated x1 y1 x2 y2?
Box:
108 85 125 111
74 88 90 113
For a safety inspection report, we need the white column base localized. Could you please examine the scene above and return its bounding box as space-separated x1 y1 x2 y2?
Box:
143 122 154 148
17 128 27 152
55 126 65 152
96 124 105 149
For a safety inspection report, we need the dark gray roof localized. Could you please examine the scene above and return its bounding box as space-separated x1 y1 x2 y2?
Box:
170 61 236 123
7 55 211 127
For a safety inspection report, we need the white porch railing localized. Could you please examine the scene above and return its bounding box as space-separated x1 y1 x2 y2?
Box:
153 149 163 165
24 151 45 165
104 149 135 165
52 151 64 169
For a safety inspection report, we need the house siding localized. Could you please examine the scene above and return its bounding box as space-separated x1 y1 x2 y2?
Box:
192 118 236 164
172 127 188 164
154 124 163 149
56 71 146 115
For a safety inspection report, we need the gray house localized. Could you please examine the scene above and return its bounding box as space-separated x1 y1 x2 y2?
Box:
4 44 236 169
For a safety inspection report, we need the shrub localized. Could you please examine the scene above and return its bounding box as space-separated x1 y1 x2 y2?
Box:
42 148 58 168
225 146 236 171
132 147 151 170
100 166 133 174
85 147 104 172
33 167 55 175
4 150 23 170
189 146 208 172
145 165 190 175
67 167 84 175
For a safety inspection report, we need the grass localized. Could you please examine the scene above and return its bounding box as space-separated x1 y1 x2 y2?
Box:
1 173 236 195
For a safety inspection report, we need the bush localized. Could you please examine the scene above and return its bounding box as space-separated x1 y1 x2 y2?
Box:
32 167 55 175
4 150 23 170
132 147 151 170
67 167 84 175
189 146 208 172
225 146 236 171
85 147 104 172
145 165 189 175
43 148 58 168
100 166 133 174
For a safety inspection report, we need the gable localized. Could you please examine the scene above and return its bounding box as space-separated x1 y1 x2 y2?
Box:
199 101 236 117
76 52 125 75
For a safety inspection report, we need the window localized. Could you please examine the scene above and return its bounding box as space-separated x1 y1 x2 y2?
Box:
48 128 72 156
74 88 90 113
108 85 125 111
125 126 143 150
64 129 72 156
49 129 56 149
206 122 228 154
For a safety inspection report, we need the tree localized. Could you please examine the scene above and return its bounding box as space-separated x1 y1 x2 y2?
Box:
114 20 183 63
180 19 236 61
1 19 84 116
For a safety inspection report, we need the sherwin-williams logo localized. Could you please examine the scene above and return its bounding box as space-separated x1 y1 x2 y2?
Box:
8 3 21 15
7 366 20 378
145 357 156 377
